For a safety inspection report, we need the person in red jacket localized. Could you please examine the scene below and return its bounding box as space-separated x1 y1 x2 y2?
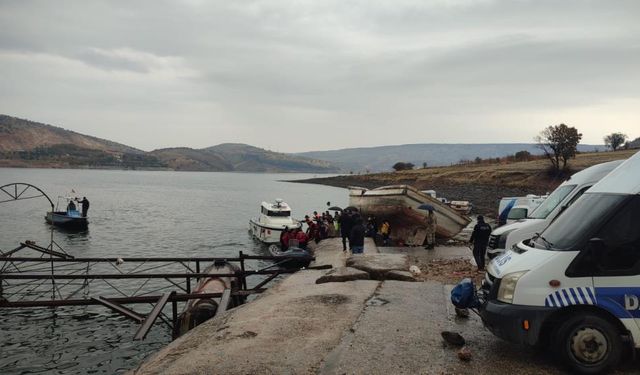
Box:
280 227 290 251
295 228 309 250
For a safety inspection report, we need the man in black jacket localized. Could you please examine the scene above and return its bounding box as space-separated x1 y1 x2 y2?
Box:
470 215 492 271
349 216 366 254
339 210 354 251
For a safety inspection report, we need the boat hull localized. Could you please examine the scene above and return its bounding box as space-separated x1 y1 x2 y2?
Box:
178 261 242 336
349 185 471 244
249 219 301 244
45 211 88 229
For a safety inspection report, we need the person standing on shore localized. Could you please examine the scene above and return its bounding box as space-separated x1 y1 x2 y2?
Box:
349 217 366 254
339 210 353 251
424 209 437 250
470 215 492 271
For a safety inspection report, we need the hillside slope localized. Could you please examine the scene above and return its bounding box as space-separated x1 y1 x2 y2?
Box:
296 143 604 172
0 115 141 154
296 149 637 215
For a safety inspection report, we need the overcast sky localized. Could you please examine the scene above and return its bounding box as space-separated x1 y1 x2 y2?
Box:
1 1 639 153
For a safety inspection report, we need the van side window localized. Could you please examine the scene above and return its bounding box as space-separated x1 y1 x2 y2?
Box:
594 195 640 275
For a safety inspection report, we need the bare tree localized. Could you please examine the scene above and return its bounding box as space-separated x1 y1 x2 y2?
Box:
603 132 628 151
535 124 583 173
392 162 414 171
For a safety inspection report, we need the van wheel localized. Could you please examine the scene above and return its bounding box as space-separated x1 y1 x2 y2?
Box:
554 313 622 374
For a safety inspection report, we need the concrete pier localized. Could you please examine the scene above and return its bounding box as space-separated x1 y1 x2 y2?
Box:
131 238 392 374
132 238 633 375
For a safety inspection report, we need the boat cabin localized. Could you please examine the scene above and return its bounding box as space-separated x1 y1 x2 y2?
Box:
260 199 292 218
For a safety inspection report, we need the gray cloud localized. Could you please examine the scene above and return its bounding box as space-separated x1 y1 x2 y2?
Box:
1 0 639 152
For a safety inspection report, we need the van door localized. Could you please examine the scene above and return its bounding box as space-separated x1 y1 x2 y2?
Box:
591 195 640 335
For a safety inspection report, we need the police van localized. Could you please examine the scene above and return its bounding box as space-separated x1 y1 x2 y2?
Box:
487 160 624 259
480 151 640 374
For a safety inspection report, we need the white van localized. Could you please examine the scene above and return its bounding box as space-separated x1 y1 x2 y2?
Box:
498 195 546 226
487 160 624 258
480 150 640 373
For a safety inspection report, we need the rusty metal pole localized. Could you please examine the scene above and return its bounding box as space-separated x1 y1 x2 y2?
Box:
239 251 247 290
171 300 178 340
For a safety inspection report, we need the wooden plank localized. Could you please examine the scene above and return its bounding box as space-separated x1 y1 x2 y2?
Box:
91 296 144 323
215 288 232 317
134 291 174 340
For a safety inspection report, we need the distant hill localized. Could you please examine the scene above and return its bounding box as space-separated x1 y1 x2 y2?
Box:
150 147 233 171
0 115 339 173
203 143 338 173
296 143 605 172
151 144 338 173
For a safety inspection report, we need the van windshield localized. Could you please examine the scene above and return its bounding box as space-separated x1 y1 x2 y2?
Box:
533 193 628 251
528 184 576 219
507 207 528 220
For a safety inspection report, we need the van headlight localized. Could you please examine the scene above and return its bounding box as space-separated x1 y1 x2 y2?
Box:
498 229 515 248
497 271 528 303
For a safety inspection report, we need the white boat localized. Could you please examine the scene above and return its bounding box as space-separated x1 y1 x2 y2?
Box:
249 199 301 244
348 185 471 243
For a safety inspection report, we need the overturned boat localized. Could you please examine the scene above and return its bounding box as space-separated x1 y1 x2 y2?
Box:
177 260 242 336
349 185 471 245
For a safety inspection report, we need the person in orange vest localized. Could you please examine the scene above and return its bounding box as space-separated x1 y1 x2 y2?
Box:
381 220 390 246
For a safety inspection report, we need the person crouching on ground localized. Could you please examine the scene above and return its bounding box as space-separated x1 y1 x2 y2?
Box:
349 216 366 254
470 215 492 271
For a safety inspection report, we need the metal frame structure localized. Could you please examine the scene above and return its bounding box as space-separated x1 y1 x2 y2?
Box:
0 182 326 340
0 248 321 339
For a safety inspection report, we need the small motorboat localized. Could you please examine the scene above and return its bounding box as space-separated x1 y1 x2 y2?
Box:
45 195 88 229
177 260 242 336
249 199 301 244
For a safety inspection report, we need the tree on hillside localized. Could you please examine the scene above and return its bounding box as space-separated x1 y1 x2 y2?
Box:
535 123 582 173
514 150 531 162
392 162 415 171
604 132 628 151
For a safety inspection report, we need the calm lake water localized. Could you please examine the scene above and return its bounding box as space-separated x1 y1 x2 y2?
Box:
0 168 347 374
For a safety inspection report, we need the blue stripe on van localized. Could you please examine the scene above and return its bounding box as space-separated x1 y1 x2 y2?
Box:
545 287 596 308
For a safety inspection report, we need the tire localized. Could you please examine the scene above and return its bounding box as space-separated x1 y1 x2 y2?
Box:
554 313 622 374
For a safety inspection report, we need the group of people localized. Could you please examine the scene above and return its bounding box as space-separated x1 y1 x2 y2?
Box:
66 196 90 217
281 204 492 272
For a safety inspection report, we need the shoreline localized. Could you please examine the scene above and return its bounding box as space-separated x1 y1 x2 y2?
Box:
288 175 543 217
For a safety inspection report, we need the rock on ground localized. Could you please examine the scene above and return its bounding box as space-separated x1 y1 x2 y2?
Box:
316 267 370 284
385 270 417 282
346 253 408 280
